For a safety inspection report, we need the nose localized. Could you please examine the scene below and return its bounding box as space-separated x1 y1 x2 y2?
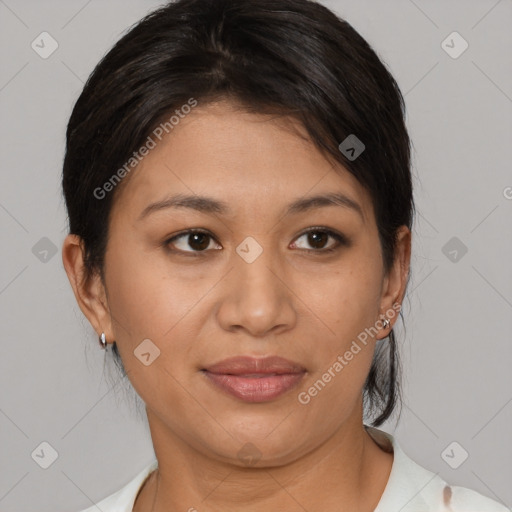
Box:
215 240 297 338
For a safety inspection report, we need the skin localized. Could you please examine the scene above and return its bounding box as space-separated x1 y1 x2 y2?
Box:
62 100 411 511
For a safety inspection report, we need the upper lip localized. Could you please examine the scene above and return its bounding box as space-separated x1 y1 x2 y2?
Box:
203 356 306 375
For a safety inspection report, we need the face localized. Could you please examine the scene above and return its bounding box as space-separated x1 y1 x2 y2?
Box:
65 100 410 467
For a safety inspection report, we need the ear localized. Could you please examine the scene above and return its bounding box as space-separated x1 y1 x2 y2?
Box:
61 234 115 345
376 225 411 340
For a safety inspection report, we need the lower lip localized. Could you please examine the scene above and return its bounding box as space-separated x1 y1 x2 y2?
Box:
202 371 305 402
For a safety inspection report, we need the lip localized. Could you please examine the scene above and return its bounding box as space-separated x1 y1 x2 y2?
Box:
202 356 306 402
204 356 306 375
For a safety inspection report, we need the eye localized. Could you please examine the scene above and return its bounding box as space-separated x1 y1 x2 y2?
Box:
291 228 349 253
164 229 221 255
164 227 349 257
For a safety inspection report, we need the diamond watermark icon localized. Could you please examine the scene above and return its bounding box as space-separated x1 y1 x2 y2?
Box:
441 31 468 59
31 441 59 469
441 441 469 469
31 32 59 59
134 338 161 366
32 237 58 263
442 236 468 263
237 442 262 466
339 134 365 161
236 236 263 264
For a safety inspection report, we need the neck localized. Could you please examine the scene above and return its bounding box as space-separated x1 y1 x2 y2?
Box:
134 403 393 512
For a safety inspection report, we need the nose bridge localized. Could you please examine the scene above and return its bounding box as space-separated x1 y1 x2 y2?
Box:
217 234 296 335
234 234 282 302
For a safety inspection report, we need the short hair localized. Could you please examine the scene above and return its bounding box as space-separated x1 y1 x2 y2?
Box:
62 0 414 427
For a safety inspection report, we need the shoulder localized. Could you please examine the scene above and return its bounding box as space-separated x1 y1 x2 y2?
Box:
77 460 158 512
366 426 510 512
448 484 511 512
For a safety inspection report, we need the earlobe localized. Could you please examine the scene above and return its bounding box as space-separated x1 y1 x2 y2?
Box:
61 234 114 343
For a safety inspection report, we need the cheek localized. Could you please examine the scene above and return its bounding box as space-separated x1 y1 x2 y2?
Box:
103 243 214 398
295 304 377 442
301 252 383 399
104 241 201 337
103 248 201 410
312 256 383 338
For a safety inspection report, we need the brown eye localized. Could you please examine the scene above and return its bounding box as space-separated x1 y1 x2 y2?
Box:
164 227 348 256
165 230 221 253
291 228 348 253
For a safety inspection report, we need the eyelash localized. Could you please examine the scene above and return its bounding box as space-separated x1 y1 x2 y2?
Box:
163 227 349 257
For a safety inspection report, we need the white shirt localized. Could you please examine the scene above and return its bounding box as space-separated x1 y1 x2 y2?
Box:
78 426 510 511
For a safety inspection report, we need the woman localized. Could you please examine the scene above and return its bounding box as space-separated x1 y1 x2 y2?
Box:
61 0 508 510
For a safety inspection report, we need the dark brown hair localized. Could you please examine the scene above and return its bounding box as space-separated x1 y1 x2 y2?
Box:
62 0 414 426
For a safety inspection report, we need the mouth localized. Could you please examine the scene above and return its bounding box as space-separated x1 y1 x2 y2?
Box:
201 355 306 403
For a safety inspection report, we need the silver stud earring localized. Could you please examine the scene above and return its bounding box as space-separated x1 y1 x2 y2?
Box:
99 332 107 349
382 317 390 329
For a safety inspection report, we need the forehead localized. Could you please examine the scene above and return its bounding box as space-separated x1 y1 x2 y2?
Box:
111 101 374 225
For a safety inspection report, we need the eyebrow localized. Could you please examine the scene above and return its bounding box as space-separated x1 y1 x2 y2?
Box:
137 192 364 222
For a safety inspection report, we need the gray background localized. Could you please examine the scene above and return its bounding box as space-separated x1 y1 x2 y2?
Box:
1 0 511 510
